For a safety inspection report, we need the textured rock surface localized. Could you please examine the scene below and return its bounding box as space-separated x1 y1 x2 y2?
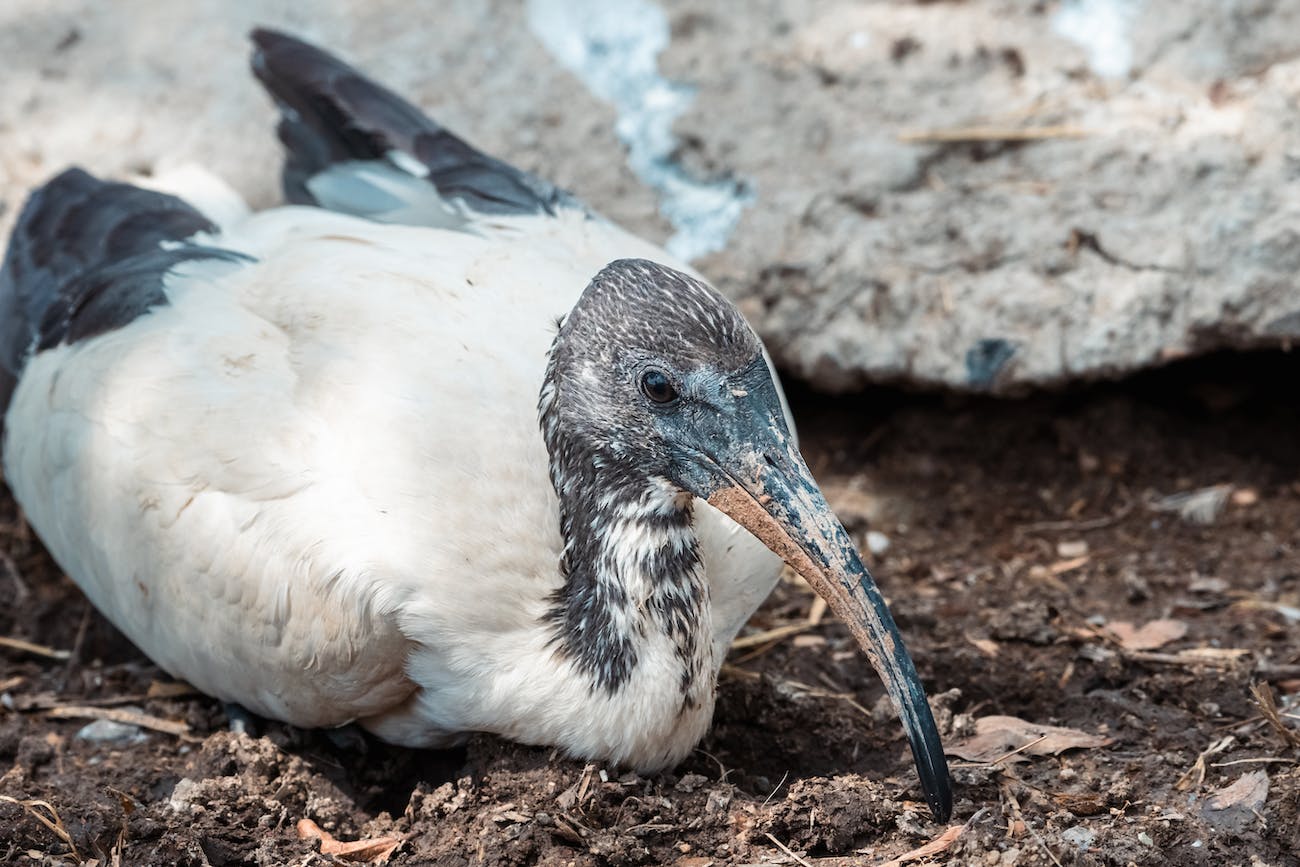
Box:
2 0 1297 392
663 0 1300 392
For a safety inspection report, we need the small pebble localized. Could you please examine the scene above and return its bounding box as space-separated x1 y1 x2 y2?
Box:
866 530 890 555
168 777 202 812
1061 826 1094 850
1057 539 1088 558
675 772 709 793
1231 488 1258 506
75 718 144 744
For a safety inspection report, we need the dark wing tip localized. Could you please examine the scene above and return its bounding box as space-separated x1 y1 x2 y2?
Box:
250 26 298 52
250 28 343 78
247 27 575 219
249 26 353 94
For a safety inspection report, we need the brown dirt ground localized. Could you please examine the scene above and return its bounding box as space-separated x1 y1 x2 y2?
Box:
1 352 1298 866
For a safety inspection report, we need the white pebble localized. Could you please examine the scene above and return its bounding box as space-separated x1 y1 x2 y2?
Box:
1061 826 1094 850
76 718 144 744
168 777 202 812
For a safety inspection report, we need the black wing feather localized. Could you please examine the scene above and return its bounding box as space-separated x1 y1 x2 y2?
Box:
0 168 245 414
249 28 573 217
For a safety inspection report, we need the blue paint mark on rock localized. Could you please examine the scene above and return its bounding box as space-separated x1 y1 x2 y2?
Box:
527 0 752 261
965 339 1017 388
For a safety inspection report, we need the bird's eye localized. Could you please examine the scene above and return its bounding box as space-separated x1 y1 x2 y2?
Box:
639 369 678 404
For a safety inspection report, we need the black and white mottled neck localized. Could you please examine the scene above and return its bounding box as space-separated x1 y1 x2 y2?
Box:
535 258 761 704
538 386 712 702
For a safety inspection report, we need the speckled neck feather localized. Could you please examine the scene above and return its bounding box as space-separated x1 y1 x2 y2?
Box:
539 380 710 700
537 260 732 700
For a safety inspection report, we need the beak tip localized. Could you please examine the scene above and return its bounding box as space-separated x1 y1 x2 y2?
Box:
901 683 954 823
921 768 954 823
905 727 953 823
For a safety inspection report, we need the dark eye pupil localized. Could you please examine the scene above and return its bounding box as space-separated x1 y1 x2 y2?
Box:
641 369 677 403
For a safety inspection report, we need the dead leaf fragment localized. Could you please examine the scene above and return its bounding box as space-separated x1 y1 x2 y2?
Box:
1200 771 1269 832
297 818 400 863
965 633 1000 658
878 822 966 867
1206 771 1270 810
1105 618 1188 651
948 715 1115 763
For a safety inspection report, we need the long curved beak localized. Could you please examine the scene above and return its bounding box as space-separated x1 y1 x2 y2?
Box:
673 374 953 821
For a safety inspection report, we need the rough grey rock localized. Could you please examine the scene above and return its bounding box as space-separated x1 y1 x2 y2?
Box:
1 0 1296 393
667 0 1300 392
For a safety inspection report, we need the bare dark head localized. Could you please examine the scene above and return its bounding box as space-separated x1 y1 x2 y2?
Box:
542 258 764 478
541 258 953 821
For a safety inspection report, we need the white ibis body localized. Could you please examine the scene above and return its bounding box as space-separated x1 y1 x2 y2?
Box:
0 31 951 819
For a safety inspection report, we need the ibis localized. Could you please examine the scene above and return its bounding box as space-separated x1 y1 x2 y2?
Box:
0 30 952 820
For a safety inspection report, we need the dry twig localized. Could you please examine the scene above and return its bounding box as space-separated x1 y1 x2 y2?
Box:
984 734 1049 767
0 635 70 660
44 704 192 738
899 125 1089 144
1176 736 1235 791
1125 648 1250 669
999 776 1063 867
763 831 813 867
730 622 817 651
297 818 401 863
1213 757 1297 768
1250 682 1300 749
720 666 873 720
1014 501 1135 537
108 786 136 867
